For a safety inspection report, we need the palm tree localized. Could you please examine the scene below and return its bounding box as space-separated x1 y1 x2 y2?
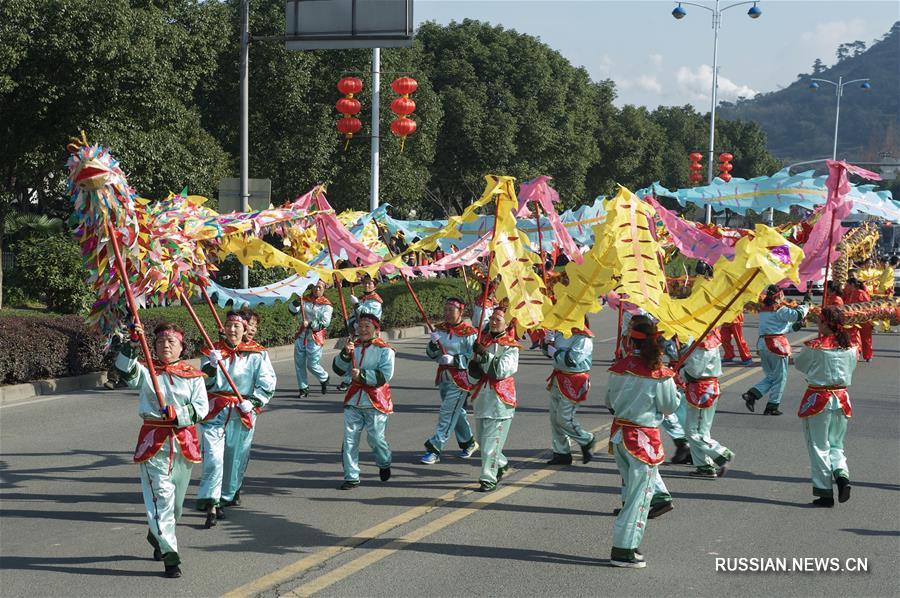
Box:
1 212 65 309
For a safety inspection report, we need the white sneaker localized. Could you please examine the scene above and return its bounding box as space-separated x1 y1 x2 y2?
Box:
420 452 440 465
458 442 479 459
610 557 646 569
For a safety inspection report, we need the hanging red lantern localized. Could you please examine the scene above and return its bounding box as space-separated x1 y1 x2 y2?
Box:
336 117 362 136
719 152 734 183
688 152 704 185
390 76 418 152
390 97 416 116
391 76 418 96
337 76 363 96
336 97 361 116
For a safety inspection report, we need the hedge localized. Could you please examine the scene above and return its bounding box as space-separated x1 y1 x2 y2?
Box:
0 277 468 385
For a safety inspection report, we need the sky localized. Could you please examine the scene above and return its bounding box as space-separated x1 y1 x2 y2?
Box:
414 0 898 109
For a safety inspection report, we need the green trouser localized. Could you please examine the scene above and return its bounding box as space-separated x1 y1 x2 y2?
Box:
803 407 849 498
476 417 512 486
548 392 594 454
342 405 392 481
612 441 655 550
684 402 729 468
140 439 193 566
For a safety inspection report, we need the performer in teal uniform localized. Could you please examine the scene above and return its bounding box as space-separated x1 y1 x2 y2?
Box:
543 318 596 466
333 313 395 489
289 280 333 397
743 286 809 415
196 312 276 526
605 318 680 569
468 306 519 492
420 297 479 464
794 306 858 507
679 328 735 478
116 322 209 578
338 274 384 391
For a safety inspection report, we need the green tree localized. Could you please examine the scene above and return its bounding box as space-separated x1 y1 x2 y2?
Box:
12 234 91 313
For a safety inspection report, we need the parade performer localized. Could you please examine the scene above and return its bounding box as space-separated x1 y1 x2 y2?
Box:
471 268 496 329
543 318 596 466
824 281 844 307
679 328 735 478
420 297 479 464
742 286 809 415
468 306 519 492
605 318 680 569
721 312 753 365
338 274 383 391
844 277 873 362
197 312 276 526
289 280 333 397
116 322 208 578
795 306 857 507
332 313 395 489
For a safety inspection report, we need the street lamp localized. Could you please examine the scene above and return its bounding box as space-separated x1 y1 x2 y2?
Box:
809 76 872 160
672 1 762 224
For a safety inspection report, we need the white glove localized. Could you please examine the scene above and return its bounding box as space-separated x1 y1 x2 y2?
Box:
238 400 254 414
430 331 441 343
349 294 360 305
546 346 557 358
208 349 223 368
438 354 454 366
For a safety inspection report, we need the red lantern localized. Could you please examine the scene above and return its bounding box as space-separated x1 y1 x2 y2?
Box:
688 152 704 185
336 117 361 136
719 152 734 183
391 76 418 96
336 97 361 116
390 97 416 116
337 76 363 96
390 117 417 151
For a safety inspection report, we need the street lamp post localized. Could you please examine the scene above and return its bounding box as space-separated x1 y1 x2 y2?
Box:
809 76 872 161
672 0 761 224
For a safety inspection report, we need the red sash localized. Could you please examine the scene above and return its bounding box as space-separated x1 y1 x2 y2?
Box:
609 419 664 466
798 386 852 419
133 420 202 464
546 370 591 403
203 392 254 429
344 382 394 414
685 378 720 409
762 334 791 357
436 365 475 391
488 377 517 407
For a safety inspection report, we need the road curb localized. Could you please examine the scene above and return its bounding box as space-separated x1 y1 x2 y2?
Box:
0 325 428 405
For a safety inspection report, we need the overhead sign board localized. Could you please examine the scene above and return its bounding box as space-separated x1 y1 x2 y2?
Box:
284 0 414 50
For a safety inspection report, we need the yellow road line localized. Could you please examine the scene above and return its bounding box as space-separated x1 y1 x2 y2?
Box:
224 424 610 598
286 428 613 597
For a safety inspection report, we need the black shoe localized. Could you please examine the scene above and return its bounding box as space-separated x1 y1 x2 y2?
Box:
338 480 360 490
204 508 217 529
215 507 226 520
612 507 622 516
546 453 573 466
581 437 596 464
231 491 241 507
298 387 309 398
336 382 349 392
164 564 182 578
836 477 851 503
496 465 508 481
812 496 835 508
379 467 391 482
763 404 783 416
671 442 692 465
153 548 162 562
321 380 328 395
647 502 674 519
477 481 495 492
742 392 757 412
689 468 717 478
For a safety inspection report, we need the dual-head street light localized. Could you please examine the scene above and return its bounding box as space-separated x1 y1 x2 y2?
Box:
809 76 873 160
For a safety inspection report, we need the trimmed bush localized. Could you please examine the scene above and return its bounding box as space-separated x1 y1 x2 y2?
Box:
11 234 92 314
0 277 468 385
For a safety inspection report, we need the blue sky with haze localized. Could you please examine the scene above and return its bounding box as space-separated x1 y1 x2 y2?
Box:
414 1 898 109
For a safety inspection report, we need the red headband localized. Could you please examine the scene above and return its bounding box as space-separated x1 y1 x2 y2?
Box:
359 313 381 330
226 314 246 325
446 299 465 310
628 330 659 340
157 329 184 342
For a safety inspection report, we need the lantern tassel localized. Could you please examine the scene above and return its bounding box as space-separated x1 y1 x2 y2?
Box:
400 136 406 152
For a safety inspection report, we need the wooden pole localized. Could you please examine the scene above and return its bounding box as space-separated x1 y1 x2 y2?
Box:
105 221 166 409
319 215 356 367
197 285 225 333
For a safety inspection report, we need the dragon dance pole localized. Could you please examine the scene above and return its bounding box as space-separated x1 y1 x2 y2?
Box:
319 214 356 368
104 220 165 409
197 285 225 334
173 286 244 401
373 220 437 332
672 269 761 371
533 201 548 284
614 300 624 360
476 193 504 335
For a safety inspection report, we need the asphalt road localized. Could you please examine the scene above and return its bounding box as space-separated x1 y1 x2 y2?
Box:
1 311 898 597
